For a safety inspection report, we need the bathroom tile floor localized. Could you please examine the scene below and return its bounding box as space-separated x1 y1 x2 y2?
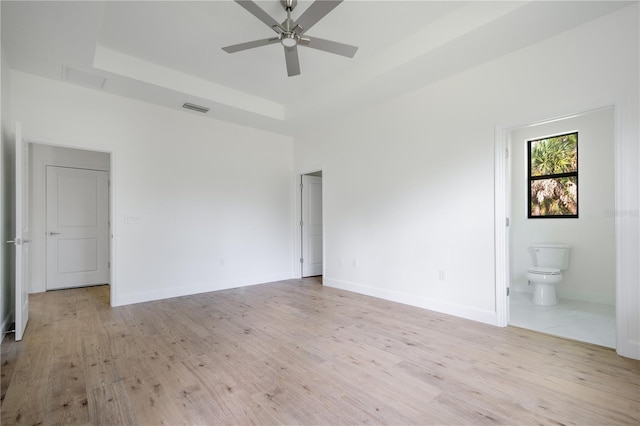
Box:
509 291 616 348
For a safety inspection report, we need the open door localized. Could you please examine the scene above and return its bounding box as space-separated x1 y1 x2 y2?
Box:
301 174 323 277
10 122 30 340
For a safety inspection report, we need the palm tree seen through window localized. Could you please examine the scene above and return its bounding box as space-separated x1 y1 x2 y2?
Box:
528 132 578 218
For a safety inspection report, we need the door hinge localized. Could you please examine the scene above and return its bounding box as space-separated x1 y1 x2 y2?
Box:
505 148 509 159
506 217 510 227
300 183 303 190
108 261 111 268
300 257 303 264
507 287 510 296
300 220 303 227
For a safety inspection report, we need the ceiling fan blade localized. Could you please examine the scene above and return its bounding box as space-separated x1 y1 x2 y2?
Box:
235 0 284 33
222 37 280 53
284 46 300 77
300 36 358 58
293 0 342 35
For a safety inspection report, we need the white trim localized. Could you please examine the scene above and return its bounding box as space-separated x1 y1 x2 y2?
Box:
109 152 116 308
324 277 497 326
494 126 509 327
613 98 640 360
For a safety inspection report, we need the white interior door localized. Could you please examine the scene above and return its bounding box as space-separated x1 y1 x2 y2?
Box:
10 122 30 341
301 174 323 277
46 166 109 290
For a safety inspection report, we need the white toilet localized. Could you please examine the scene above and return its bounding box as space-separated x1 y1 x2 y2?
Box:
526 243 571 306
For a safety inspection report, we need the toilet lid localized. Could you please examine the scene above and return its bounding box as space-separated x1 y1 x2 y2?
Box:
527 267 561 275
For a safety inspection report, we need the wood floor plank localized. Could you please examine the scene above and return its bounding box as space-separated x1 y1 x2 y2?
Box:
47 352 90 424
87 382 137 426
1 278 638 425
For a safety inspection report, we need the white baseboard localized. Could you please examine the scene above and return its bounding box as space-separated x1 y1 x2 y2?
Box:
617 339 640 360
323 277 497 326
112 272 294 307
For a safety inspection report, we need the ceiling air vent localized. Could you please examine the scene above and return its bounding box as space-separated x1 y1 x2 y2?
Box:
182 102 209 113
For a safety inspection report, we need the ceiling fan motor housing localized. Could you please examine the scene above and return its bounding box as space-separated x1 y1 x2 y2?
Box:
281 0 297 11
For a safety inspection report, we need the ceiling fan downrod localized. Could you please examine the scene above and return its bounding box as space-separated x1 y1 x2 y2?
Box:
280 0 300 47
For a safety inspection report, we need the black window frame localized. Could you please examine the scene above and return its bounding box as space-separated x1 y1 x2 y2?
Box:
527 131 579 219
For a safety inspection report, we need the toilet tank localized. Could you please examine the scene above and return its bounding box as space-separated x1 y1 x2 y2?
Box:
531 244 571 269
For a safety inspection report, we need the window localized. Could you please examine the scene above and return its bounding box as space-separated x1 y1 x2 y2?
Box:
528 132 578 218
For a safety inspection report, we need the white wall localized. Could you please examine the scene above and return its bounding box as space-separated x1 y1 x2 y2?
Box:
11 71 294 306
294 3 639 353
509 108 615 304
1 41 14 337
29 144 110 294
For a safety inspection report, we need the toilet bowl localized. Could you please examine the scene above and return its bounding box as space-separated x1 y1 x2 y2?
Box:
527 244 571 306
527 267 562 305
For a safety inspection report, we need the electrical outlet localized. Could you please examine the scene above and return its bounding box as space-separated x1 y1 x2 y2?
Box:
353 258 359 268
438 269 447 281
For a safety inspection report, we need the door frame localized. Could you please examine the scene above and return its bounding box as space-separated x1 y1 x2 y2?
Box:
28 139 115 306
494 100 639 359
295 169 324 279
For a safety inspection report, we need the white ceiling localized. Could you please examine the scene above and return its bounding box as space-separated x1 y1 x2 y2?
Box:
1 1 633 135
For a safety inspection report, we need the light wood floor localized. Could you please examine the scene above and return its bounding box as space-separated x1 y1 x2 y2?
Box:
1 278 639 425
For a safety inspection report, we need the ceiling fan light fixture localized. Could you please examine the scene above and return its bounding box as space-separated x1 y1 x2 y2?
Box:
281 33 298 47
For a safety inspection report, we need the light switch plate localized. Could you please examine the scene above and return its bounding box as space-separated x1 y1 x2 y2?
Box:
124 215 140 224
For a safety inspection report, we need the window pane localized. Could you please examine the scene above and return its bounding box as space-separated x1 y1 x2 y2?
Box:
530 176 578 216
530 133 577 177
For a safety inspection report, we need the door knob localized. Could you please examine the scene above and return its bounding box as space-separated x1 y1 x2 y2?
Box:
48 231 61 236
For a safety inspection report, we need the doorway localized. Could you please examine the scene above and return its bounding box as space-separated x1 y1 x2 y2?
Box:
30 144 111 294
502 107 616 348
301 171 323 277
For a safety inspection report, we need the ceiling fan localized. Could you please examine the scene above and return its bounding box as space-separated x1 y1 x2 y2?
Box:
222 0 358 77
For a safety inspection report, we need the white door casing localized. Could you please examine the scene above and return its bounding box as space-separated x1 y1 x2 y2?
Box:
46 166 109 290
11 122 30 341
301 174 323 277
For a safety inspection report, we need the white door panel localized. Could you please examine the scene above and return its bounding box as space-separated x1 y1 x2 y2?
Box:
11 122 30 341
46 166 109 290
302 174 323 277
58 238 99 272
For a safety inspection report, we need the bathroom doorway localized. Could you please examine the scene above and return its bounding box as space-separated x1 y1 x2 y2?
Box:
506 107 615 348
